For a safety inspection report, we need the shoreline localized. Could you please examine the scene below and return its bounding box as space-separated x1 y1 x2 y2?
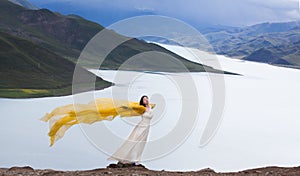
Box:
1 164 300 176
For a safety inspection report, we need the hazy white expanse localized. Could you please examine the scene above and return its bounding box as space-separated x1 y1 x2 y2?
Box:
1 44 300 172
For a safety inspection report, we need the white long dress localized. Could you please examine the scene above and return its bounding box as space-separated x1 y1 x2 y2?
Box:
107 108 153 164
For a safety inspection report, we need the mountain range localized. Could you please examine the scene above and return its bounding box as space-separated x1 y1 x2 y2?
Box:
204 21 300 67
8 0 300 68
0 0 229 98
26 0 299 69
145 21 300 68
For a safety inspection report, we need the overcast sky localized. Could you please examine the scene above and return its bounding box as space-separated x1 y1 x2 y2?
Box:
28 0 300 27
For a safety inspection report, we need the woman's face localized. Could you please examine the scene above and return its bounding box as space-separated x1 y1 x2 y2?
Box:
143 96 149 106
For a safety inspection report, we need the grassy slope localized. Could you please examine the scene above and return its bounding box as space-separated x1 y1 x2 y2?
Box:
0 0 104 59
81 36 232 73
0 31 111 98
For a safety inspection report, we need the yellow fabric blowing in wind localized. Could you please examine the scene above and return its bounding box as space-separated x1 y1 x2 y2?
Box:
39 98 155 147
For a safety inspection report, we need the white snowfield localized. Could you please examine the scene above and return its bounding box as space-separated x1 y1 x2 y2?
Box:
0 43 300 172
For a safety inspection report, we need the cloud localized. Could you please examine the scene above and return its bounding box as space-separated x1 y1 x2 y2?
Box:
28 0 300 27
150 0 300 26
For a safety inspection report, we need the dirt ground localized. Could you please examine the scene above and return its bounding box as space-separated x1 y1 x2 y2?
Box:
1 164 300 176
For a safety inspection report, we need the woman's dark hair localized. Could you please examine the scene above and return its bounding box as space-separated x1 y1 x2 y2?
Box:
139 95 148 107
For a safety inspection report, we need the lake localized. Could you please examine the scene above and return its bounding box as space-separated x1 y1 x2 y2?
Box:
1 44 300 172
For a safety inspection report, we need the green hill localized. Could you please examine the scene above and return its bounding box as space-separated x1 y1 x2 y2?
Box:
0 0 233 98
0 31 112 98
0 0 103 59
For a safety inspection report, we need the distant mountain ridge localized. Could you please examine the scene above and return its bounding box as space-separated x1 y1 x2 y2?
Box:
146 21 300 68
243 48 292 65
204 21 300 67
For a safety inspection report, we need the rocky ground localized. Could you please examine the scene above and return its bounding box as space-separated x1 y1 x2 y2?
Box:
1 164 300 176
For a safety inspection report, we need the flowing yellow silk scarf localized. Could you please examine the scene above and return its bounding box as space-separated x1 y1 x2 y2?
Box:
40 98 155 147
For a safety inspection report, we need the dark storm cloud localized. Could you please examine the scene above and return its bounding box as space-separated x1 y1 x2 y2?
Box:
28 0 300 26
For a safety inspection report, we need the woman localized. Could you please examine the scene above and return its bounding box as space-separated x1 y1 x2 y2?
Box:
107 95 154 166
40 97 155 147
